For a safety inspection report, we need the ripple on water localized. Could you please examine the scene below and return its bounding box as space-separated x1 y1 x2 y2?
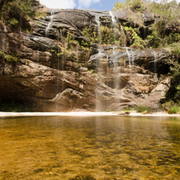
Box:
0 116 180 179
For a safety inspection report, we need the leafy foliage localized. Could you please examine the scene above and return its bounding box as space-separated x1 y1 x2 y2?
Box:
82 25 123 45
0 51 20 62
113 2 124 10
136 105 152 113
113 0 145 12
0 0 36 30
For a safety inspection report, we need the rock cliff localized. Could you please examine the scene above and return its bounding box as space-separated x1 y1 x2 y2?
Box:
0 3 172 111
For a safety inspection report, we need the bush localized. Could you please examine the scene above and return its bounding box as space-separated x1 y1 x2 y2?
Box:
113 2 124 10
136 105 152 113
130 0 145 12
168 106 180 114
7 18 19 26
169 43 180 57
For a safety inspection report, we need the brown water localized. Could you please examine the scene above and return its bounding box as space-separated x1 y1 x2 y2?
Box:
0 116 180 180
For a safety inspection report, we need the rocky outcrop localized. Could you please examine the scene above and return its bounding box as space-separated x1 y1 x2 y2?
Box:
0 6 172 112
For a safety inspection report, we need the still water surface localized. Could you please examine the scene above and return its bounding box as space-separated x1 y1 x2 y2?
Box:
0 116 180 179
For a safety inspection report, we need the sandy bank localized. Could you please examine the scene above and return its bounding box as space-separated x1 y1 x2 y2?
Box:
0 112 180 118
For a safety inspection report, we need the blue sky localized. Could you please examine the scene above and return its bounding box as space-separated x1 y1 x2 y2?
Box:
39 0 179 10
39 0 121 11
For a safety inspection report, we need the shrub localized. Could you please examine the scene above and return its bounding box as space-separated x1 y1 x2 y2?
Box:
7 18 19 26
124 26 146 48
130 0 145 12
136 105 152 113
168 105 180 114
113 2 124 10
169 43 180 57
0 51 5 58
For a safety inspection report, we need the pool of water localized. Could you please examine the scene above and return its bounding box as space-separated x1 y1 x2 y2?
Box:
0 116 180 179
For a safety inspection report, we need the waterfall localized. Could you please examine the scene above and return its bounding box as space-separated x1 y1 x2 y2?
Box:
109 11 118 45
112 47 119 89
112 47 120 108
152 50 157 74
95 15 102 112
109 11 116 27
95 15 101 44
109 10 126 46
143 26 148 40
125 47 132 75
45 10 54 37
120 26 126 47
0 25 7 52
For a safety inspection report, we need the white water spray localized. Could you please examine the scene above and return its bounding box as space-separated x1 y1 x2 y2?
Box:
95 15 101 44
109 11 116 27
125 47 132 72
152 50 157 74
45 10 54 37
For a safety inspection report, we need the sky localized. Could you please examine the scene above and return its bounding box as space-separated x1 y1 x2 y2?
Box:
39 0 180 10
39 0 119 11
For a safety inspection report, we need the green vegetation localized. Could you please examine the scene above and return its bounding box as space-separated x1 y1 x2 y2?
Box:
0 51 20 62
0 51 5 58
113 0 145 12
66 32 75 49
82 26 98 43
113 0 180 113
136 105 152 113
0 100 32 112
113 0 180 49
163 57 180 112
0 0 36 30
82 25 123 45
124 26 146 49
0 51 19 62
169 43 180 57
6 54 19 62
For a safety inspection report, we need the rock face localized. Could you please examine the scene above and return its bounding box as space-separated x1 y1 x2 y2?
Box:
0 7 171 112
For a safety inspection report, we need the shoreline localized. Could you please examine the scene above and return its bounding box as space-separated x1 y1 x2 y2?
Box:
0 112 180 118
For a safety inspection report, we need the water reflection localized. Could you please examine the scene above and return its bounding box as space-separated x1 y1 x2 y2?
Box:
0 116 180 179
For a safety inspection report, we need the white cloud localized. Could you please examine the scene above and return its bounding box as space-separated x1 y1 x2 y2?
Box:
78 0 100 8
39 0 76 9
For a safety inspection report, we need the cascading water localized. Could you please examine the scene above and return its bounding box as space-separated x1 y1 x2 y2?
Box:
152 50 157 74
95 15 103 112
45 10 54 37
120 26 126 47
109 11 116 27
112 47 121 108
125 47 132 76
0 25 7 53
109 11 118 45
125 47 134 96
56 30 60 111
109 11 126 46
95 15 101 44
